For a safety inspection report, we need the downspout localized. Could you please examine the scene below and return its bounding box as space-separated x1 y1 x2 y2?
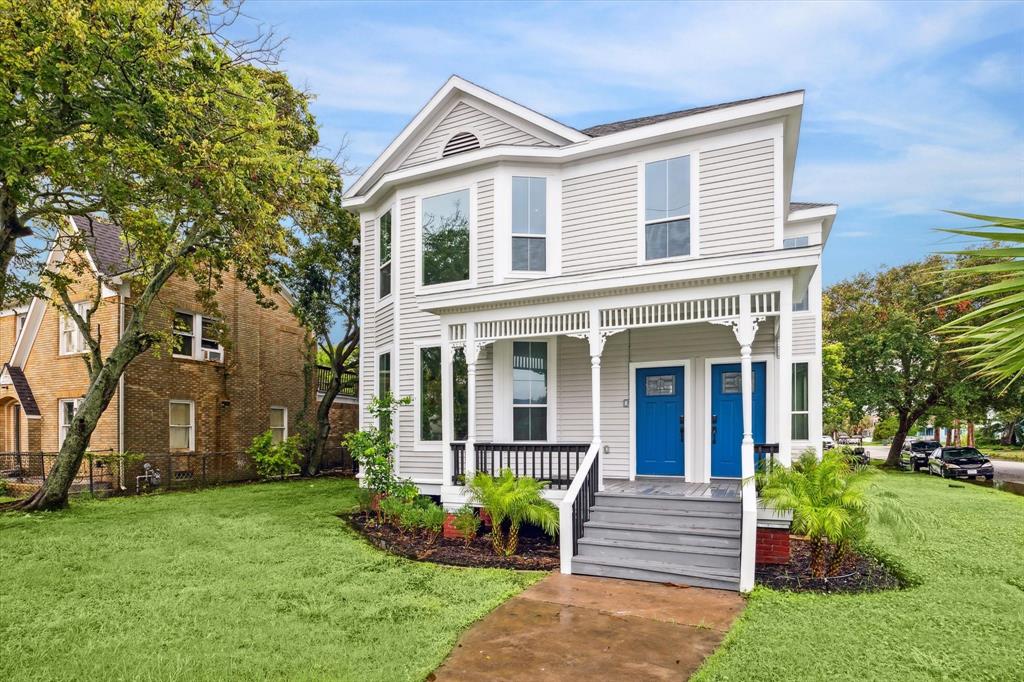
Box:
117 286 126 489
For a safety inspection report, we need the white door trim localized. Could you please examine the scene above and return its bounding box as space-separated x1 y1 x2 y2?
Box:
703 354 776 480
628 359 693 482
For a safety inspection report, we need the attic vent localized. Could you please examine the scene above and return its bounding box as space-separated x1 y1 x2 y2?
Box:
442 131 481 157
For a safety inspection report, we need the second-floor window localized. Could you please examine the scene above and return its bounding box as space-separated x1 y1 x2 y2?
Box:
783 235 809 249
792 362 809 440
644 155 691 261
173 312 223 362
422 189 469 286
379 210 392 299
59 303 90 355
793 284 810 312
512 177 546 272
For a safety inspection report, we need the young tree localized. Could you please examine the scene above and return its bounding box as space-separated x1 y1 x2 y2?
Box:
825 257 983 467
6 0 337 510
282 185 360 476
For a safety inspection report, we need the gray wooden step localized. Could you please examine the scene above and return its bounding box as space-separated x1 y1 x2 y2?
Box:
583 520 741 549
594 491 740 513
588 505 741 531
577 536 740 569
571 556 741 591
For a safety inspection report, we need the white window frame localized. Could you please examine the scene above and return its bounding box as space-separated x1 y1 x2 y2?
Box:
58 302 90 356
413 341 444 451
269 406 288 443
492 337 558 443
169 399 195 452
494 166 561 283
414 176 476 295
510 176 548 274
172 311 224 362
58 397 83 448
792 362 810 441
377 207 394 302
641 154 694 263
511 339 551 443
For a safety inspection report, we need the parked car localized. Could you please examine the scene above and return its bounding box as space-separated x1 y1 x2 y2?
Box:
902 440 941 472
823 435 835 450
927 447 995 480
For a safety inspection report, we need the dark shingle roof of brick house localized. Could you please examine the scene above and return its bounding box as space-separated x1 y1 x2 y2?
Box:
4 364 40 416
580 90 805 137
70 215 134 276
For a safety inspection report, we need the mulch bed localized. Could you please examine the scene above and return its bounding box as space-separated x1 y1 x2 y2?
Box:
345 511 559 570
756 538 904 594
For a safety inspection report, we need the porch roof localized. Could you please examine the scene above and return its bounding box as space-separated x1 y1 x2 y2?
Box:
420 246 819 315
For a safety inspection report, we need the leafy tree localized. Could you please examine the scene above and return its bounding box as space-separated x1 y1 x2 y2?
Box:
282 185 360 475
936 213 1024 388
4 0 337 511
825 257 984 467
822 341 855 436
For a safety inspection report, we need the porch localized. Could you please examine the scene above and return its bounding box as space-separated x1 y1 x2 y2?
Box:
429 280 804 592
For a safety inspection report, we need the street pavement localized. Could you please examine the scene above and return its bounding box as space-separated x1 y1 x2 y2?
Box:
863 445 1024 485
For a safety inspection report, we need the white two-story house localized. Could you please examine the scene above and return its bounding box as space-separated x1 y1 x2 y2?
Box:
345 76 835 592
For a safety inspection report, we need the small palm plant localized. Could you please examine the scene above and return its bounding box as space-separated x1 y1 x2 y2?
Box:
756 450 916 577
466 469 559 556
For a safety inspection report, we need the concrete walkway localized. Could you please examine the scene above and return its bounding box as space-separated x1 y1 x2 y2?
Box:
431 573 744 681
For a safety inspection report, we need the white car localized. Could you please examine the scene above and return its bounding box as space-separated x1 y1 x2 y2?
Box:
823 435 835 450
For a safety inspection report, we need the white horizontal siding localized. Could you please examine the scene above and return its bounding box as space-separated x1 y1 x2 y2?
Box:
476 345 493 441
477 178 495 285
395 195 443 481
699 139 776 256
399 101 551 170
793 315 816 355
562 166 638 275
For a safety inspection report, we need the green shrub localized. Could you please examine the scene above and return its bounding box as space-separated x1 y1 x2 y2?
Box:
391 479 420 505
343 394 410 495
396 502 423 534
420 504 446 545
379 496 405 527
246 431 301 480
354 487 374 513
757 449 919 577
466 469 558 556
452 505 480 546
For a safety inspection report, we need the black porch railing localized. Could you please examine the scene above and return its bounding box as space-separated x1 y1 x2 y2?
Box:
316 365 358 398
450 442 466 485
754 442 780 474
474 442 589 490
571 450 599 556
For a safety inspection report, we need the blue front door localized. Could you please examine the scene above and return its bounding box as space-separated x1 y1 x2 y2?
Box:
636 366 685 476
711 362 766 477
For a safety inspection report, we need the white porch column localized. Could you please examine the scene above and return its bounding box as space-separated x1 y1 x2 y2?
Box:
737 294 758 593
464 325 478 480
778 282 793 467
588 307 604 490
441 331 455 489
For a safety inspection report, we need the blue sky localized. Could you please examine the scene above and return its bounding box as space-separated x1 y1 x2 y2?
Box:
242 0 1023 285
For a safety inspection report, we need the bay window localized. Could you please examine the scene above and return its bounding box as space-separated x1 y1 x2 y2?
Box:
511 177 546 272
422 189 470 286
644 155 691 260
379 209 392 298
419 346 467 441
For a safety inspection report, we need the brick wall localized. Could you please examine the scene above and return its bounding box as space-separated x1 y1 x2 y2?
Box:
327 398 358 447
755 527 791 565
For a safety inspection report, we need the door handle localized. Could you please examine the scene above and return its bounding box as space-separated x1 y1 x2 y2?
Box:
711 414 718 445
679 415 685 443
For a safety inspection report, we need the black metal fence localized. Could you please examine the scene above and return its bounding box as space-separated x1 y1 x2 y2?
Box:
0 447 355 499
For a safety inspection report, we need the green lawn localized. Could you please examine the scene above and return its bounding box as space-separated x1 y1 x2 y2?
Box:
0 478 541 681
695 471 1024 681
983 444 1024 463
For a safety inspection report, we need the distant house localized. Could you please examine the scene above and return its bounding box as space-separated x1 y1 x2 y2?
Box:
344 77 835 591
0 216 353 484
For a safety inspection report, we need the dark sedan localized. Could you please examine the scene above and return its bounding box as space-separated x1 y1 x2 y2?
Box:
902 440 941 472
927 447 995 480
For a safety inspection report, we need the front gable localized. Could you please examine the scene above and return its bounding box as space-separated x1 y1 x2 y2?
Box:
397 99 553 170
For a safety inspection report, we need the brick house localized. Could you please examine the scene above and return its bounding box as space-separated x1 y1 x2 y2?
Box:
0 216 324 467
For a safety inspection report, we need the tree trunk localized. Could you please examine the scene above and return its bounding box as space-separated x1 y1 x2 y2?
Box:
809 538 828 578
967 422 975 447
302 374 341 477
0 187 32 307
884 411 914 467
10 341 143 510
505 520 520 556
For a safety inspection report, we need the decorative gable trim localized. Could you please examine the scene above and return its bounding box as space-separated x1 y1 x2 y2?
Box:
346 75 588 199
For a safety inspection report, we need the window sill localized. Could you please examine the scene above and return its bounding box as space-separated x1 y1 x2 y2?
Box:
417 279 473 296
640 253 698 267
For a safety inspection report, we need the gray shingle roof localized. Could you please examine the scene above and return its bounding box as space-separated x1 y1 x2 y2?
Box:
580 90 805 137
70 215 133 276
5 364 40 416
789 201 837 211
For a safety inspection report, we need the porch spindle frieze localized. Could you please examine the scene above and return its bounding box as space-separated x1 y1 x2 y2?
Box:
474 311 590 343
